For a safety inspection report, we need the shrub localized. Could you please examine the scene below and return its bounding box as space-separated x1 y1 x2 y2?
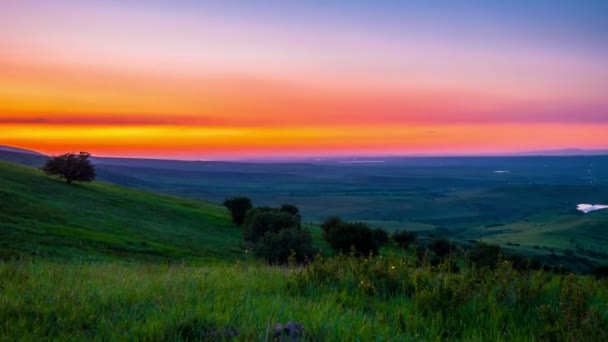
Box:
469 242 502 269
506 254 543 272
323 220 379 255
592 265 608 279
223 197 252 225
253 227 315 264
429 238 454 258
321 216 343 239
242 207 300 243
373 228 390 246
506 253 526 271
414 244 429 264
528 259 543 270
280 204 301 220
391 230 417 249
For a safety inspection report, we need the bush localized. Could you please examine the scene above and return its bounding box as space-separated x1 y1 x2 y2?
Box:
323 219 378 255
429 238 454 258
373 228 390 246
321 216 342 239
280 204 301 220
391 230 417 249
469 242 502 269
528 259 543 270
592 265 608 279
506 254 543 272
253 227 315 264
223 197 252 225
414 244 428 264
242 207 301 243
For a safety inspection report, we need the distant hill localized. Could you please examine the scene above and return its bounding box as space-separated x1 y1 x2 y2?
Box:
0 149 48 167
0 160 242 262
0 145 45 156
517 148 608 156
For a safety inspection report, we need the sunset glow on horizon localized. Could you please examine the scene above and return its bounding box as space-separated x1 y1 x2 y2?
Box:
1 0 607 159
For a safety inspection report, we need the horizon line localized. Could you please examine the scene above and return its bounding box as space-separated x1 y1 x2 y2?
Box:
3 144 607 163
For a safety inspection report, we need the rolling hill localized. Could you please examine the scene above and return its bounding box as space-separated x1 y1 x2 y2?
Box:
0 161 243 262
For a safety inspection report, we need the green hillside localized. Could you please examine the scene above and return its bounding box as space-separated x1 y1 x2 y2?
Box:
0 161 242 262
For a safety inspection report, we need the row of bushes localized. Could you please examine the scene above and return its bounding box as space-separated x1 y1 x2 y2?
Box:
223 196 516 269
224 197 608 275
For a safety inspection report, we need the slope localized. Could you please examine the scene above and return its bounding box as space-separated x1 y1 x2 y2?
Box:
0 161 242 262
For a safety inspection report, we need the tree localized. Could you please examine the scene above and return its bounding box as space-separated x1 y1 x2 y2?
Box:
223 197 252 225
42 152 96 184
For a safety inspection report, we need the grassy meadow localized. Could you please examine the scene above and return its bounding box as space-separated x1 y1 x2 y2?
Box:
1 256 607 340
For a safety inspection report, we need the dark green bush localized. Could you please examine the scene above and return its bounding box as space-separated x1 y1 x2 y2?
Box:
240 204 312 264
280 204 301 220
223 197 252 225
506 254 543 272
391 230 417 249
592 265 608 279
242 207 301 243
323 219 378 255
469 242 502 269
414 244 429 264
373 228 390 246
253 227 315 264
321 216 343 239
429 238 454 258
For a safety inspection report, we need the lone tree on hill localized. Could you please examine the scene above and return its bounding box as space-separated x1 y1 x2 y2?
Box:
42 152 96 184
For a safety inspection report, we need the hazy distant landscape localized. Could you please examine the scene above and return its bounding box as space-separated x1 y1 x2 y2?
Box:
2 147 608 273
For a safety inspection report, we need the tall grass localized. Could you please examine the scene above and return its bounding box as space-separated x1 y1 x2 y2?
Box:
1 255 607 340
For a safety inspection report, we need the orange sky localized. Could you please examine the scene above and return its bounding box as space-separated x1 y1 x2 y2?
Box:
1 1 607 158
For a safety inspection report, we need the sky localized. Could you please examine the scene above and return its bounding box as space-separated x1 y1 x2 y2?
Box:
1 0 607 159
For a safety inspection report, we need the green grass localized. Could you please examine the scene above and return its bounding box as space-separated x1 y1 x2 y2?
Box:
1 256 607 340
0 161 245 262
